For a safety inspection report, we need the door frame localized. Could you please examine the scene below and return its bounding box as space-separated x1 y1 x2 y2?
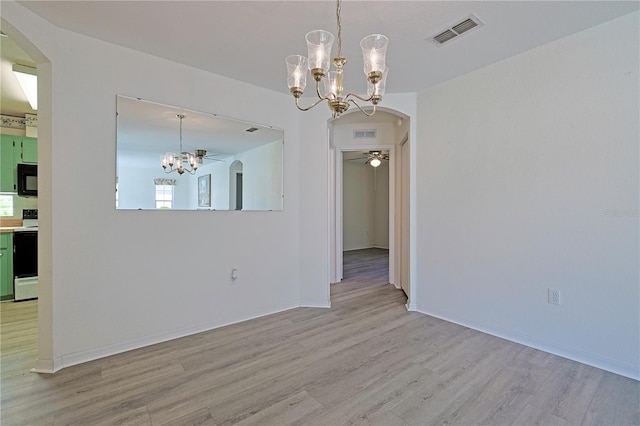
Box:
331 145 397 285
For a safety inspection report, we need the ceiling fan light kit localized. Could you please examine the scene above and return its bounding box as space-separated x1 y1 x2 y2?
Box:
347 150 389 167
367 151 388 168
286 0 388 118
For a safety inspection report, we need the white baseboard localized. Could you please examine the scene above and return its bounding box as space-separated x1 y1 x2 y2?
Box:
343 246 390 252
417 307 640 381
299 299 331 308
405 300 417 312
57 302 300 372
31 358 59 374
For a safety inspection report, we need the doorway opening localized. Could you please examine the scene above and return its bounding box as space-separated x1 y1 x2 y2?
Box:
341 150 391 284
1 17 54 372
229 160 243 210
329 109 411 307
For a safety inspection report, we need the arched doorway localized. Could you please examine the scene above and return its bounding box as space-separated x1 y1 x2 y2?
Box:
328 108 412 307
1 17 55 372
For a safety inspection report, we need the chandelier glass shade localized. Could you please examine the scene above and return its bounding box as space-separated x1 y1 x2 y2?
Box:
161 114 199 175
286 0 388 118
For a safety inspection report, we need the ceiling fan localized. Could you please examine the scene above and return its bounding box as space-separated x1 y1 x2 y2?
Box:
193 149 227 164
347 150 389 167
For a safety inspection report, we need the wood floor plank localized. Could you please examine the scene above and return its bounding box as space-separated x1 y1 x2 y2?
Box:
53 404 152 426
389 338 527 424
235 391 323 426
512 403 573 425
527 358 605 424
159 407 217 426
301 363 435 425
581 372 640 425
1 248 638 426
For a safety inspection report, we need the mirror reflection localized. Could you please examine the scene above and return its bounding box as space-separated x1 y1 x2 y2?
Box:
116 96 284 211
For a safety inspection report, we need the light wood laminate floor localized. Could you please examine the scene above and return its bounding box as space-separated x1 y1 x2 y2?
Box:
1 249 638 425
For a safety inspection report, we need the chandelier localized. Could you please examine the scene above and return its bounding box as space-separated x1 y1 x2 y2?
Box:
161 114 199 175
286 0 388 118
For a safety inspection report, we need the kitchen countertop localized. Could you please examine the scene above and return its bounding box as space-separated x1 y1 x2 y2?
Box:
0 219 23 232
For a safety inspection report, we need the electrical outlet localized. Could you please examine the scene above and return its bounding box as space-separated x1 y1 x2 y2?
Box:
548 288 560 305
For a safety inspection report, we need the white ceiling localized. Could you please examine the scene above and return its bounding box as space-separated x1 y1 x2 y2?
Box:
117 95 284 168
6 0 638 110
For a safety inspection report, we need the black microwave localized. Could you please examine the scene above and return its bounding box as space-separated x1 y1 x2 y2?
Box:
17 163 37 197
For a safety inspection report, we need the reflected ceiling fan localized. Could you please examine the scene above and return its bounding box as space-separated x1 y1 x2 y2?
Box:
347 150 389 167
193 149 227 164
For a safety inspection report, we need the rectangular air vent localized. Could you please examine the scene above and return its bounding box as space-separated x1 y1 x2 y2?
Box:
431 14 484 46
354 129 376 139
452 18 478 35
433 29 457 44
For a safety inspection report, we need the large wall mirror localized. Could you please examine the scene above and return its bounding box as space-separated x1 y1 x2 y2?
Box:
116 95 284 211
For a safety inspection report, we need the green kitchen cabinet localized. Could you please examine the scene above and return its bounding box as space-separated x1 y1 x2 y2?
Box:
0 134 38 193
0 232 14 300
14 136 38 164
1 134 17 192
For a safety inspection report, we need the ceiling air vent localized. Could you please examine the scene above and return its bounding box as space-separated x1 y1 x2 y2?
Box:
433 29 457 45
245 127 259 133
431 14 484 46
354 129 376 139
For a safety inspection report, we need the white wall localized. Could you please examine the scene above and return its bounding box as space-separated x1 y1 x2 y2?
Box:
3 1 301 372
234 140 284 211
416 12 639 379
193 160 230 210
343 161 375 250
373 163 390 248
118 164 190 210
343 161 389 251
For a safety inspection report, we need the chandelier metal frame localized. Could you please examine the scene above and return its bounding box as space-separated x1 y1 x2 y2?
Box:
161 114 199 175
286 0 388 118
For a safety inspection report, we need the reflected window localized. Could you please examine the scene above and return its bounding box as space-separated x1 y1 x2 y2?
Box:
0 195 13 217
155 184 174 209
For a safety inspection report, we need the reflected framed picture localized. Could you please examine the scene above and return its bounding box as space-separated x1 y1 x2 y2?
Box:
198 174 211 208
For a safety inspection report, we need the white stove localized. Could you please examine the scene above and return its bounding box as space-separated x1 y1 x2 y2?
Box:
14 209 38 301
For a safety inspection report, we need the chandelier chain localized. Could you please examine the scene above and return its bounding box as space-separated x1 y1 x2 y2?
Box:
336 0 343 58
179 114 183 152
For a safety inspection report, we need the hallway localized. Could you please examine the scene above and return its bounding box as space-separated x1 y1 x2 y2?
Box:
342 248 390 284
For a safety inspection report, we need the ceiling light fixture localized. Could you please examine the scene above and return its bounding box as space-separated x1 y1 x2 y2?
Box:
286 0 388 119
367 151 388 167
12 64 37 110
161 114 199 175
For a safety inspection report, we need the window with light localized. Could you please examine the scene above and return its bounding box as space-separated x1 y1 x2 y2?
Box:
155 184 173 209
